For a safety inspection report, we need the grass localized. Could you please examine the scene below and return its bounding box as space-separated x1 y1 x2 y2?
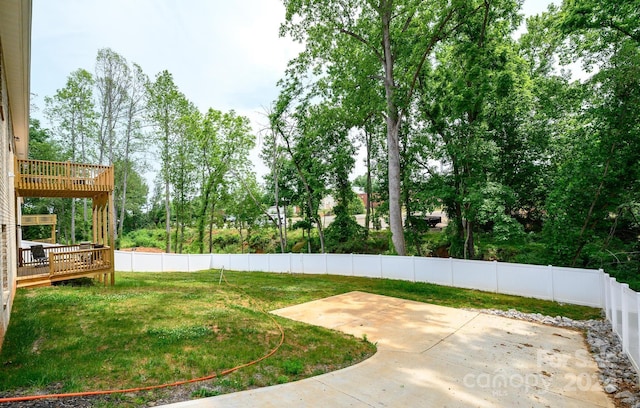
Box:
0 270 601 406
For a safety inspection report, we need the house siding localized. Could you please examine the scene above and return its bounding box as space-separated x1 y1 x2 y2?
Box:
0 42 20 346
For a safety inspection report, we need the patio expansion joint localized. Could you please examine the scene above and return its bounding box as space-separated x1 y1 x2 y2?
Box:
310 376 377 407
419 312 482 355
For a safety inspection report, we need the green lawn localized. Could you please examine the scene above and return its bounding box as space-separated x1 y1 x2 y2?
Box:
0 271 601 406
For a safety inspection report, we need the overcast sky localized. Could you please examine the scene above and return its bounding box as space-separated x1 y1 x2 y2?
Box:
30 0 558 180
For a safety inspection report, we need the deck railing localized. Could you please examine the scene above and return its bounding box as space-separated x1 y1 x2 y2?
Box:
19 244 80 267
14 159 114 195
18 245 112 283
51 247 112 278
21 214 57 226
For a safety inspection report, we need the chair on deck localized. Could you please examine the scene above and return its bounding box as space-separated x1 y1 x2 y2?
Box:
79 242 93 263
31 245 48 265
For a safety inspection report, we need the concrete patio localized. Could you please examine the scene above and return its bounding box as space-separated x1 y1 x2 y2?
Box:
163 291 613 407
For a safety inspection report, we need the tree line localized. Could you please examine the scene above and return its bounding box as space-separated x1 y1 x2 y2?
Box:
265 0 639 274
27 0 639 281
28 48 256 253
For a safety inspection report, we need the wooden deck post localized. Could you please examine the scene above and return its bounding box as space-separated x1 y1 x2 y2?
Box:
108 191 115 285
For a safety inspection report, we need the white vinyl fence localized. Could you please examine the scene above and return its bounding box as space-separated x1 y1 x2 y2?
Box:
115 251 640 373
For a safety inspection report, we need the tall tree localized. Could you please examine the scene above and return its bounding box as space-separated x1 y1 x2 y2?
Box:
117 62 149 238
226 174 264 254
170 102 199 253
95 48 129 165
44 69 97 243
261 107 289 253
113 160 149 235
271 106 328 253
280 0 486 255
195 109 254 254
146 70 189 253
543 0 640 268
415 0 523 258
23 120 67 242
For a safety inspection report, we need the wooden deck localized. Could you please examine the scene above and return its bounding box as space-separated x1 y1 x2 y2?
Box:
14 159 116 287
14 158 114 198
18 245 114 288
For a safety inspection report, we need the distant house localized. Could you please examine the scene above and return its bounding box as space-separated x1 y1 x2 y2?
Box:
320 195 336 212
352 186 380 210
266 206 286 224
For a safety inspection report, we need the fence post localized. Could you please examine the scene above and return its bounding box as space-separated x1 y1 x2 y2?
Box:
548 265 555 302
599 269 605 309
351 253 354 276
325 253 328 274
494 260 499 293
412 256 416 282
610 277 618 334
622 284 630 353
603 273 611 320
379 254 383 278
449 257 454 286
602 272 608 317
637 293 640 376
161 253 165 273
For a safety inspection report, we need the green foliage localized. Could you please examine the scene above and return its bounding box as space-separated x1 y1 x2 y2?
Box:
348 195 365 215
32 0 640 279
208 231 240 252
282 359 304 376
191 388 220 398
248 231 275 253
324 208 367 253
28 119 64 161
120 229 166 249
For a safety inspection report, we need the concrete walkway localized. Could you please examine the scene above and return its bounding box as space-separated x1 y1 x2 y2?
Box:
164 291 613 407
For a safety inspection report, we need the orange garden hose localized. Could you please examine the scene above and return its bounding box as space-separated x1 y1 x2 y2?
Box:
0 269 285 404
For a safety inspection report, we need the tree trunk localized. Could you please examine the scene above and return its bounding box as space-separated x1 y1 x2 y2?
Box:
71 198 76 245
277 125 325 253
283 204 288 248
273 163 286 253
364 128 372 235
165 179 171 253
83 198 88 241
275 204 285 253
179 218 184 254
571 143 616 266
381 5 406 256
463 219 475 259
119 123 133 238
173 216 179 254
197 179 213 254
118 164 129 239
208 204 215 253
